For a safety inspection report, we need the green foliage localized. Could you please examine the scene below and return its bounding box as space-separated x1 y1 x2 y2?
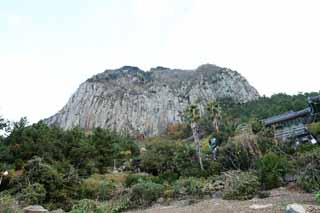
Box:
97 196 130 213
79 174 116 201
129 182 164 207
0 193 20 213
0 120 140 210
18 183 46 205
221 92 318 124
256 152 289 190
174 142 207 177
90 128 139 173
158 171 179 184
140 139 177 175
184 104 201 123
296 148 320 192
140 139 210 178
223 171 260 200
70 199 98 213
217 133 261 171
316 192 320 204
249 118 263 134
125 173 156 187
172 177 206 198
308 122 320 140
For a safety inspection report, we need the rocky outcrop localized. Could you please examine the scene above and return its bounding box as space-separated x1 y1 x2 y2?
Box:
286 204 306 213
45 64 259 136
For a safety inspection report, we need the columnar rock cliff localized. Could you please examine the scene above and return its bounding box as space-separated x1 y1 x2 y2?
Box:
45 64 259 136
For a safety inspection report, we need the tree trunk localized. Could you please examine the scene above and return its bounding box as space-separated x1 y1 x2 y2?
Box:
191 122 204 171
213 118 219 133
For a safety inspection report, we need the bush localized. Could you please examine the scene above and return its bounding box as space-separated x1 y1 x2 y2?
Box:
256 152 289 190
70 199 98 213
129 182 164 207
97 196 130 213
222 171 260 200
173 177 206 198
125 173 157 187
23 157 63 200
315 192 320 204
174 142 207 177
158 171 179 184
0 193 20 213
79 174 116 201
18 183 46 205
296 148 320 192
140 139 177 175
218 134 261 171
308 122 320 139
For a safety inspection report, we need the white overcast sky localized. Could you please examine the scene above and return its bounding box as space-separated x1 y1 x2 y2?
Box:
0 0 319 123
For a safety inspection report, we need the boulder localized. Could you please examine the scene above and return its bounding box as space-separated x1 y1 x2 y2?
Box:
23 205 48 213
286 203 306 213
249 204 273 209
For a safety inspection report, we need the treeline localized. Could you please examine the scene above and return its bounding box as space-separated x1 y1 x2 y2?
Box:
221 92 320 123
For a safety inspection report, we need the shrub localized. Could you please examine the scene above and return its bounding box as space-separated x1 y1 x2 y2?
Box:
70 199 98 213
173 177 206 198
174 142 207 177
125 173 157 187
296 148 320 192
129 182 164 207
218 134 261 171
23 157 63 200
308 122 320 139
140 139 176 175
222 171 260 200
250 118 263 134
256 152 289 190
0 193 20 213
18 183 46 205
79 174 116 201
315 192 320 204
97 196 130 213
158 171 179 184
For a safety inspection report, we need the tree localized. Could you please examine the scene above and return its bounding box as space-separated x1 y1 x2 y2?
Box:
206 101 221 133
185 104 204 170
0 116 6 130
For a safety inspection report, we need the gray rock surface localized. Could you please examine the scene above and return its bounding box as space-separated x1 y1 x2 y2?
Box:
286 203 306 213
249 204 273 209
45 64 259 136
23 205 48 213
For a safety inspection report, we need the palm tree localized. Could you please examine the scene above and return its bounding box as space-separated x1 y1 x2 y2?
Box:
206 101 221 133
185 104 204 170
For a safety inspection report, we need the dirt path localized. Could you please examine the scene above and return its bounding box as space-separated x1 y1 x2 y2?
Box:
128 187 319 213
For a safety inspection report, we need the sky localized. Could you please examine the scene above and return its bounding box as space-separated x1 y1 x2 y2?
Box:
0 0 320 123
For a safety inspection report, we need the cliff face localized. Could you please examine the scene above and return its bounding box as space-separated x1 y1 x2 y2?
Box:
45 64 259 136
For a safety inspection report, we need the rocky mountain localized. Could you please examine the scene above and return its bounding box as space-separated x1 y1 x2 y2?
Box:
45 64 259 136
